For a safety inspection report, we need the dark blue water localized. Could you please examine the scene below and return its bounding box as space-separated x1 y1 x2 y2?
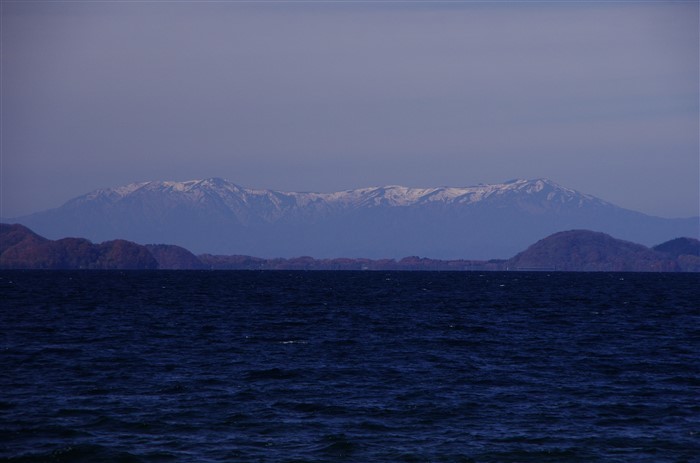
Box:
1 271 699 462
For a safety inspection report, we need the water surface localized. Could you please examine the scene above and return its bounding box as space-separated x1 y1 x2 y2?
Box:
1 271 699 462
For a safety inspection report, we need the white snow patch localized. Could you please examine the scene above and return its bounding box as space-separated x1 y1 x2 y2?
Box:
83 177 611 211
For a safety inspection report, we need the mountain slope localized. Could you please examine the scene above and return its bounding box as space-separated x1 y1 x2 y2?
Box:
145 244 207 270
653 237 700 272
13 178 699 259
507 230 679 272
0 224 158 269
652 237 700 258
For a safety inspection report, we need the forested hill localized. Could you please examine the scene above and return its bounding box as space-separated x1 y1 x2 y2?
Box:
1 224 698 272
508 230 699 272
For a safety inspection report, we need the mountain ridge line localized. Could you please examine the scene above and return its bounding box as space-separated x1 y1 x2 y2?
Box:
8 178 698 260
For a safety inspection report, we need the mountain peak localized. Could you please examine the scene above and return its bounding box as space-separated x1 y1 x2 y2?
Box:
506 177 563 189
196 177 233 187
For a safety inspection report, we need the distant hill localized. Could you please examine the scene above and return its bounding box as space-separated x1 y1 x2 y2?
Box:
1 223 47 254
652 237 700 272
652 237 700 258
2 224 698 272
12 178 699 259
0 224 158 270
196 254 503 271
200 238 698 270
146 244 207 270
507 230 683 272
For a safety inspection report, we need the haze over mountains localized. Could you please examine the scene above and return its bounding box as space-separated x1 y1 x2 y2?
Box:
10 178 699 259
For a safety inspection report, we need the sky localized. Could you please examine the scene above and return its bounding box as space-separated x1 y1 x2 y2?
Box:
1 0 698 219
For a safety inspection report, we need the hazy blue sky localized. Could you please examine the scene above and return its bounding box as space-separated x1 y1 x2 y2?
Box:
2 1 698 218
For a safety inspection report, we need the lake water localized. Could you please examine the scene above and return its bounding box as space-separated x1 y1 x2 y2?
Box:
1 270 699 462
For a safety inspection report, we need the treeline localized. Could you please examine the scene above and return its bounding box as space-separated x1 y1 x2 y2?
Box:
197 254 505 271
1 224 698 272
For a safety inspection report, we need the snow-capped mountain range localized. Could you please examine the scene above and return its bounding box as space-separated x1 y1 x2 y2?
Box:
77 177 608 208
12 178 698 259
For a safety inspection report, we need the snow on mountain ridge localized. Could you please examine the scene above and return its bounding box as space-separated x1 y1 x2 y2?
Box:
20 176 698 260
71 177 610 213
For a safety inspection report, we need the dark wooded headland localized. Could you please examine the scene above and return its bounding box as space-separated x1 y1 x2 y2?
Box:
1 224 698 272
